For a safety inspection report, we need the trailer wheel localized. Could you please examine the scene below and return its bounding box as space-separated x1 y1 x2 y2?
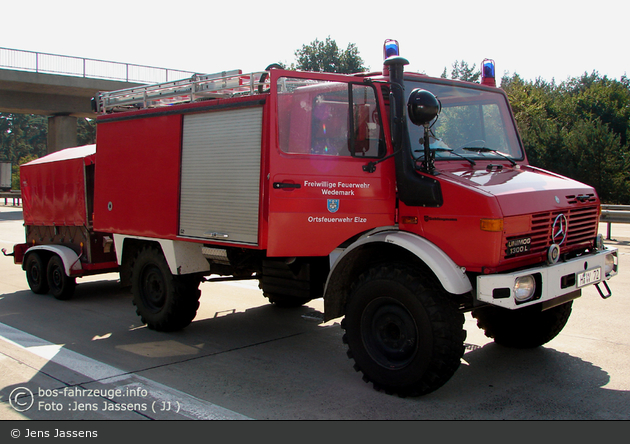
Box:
131 246 201 332
25 252 49 294
342 264 465 397
472 301 573 348
47 255 76 300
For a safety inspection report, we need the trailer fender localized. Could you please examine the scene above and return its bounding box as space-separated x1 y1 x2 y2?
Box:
24 245 82 276
114 235 211 275
323 230 472 321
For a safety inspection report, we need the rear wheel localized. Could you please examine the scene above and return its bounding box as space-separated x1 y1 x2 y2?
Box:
472 301 573 348
47 255 76 300
25 252 49 294
342 264 465 397
131 245 201 332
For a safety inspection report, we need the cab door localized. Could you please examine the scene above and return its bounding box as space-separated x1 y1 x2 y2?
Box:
266 71 396 257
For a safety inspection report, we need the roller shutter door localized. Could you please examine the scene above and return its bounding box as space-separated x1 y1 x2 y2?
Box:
179 107 262 245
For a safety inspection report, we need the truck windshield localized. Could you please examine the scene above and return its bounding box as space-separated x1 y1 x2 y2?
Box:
404 80 523 163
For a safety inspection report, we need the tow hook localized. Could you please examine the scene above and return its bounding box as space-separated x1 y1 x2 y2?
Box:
1 248 14 257
595 281 612 299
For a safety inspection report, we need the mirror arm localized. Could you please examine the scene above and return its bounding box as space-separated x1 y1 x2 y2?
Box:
421 124 435 173
363 149 400 173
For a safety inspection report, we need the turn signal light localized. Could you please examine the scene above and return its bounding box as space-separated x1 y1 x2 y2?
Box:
401 216 418 224
480 218 504 232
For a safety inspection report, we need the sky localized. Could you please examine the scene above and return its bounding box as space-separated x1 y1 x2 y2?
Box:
1 0 628 84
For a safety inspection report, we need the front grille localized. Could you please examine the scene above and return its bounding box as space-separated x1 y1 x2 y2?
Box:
504 204 599 260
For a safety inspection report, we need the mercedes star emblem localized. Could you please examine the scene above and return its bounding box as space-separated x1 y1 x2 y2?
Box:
552 213 568 245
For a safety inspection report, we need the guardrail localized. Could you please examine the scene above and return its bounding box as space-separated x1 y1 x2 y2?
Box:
0 47 195 84
0 191 21 206
600 205 630 239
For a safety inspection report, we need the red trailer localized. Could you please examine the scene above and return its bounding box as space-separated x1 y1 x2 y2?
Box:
5 40 619 396
12 144 118 299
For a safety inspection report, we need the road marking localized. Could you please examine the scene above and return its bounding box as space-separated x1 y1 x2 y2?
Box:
0 322 251 420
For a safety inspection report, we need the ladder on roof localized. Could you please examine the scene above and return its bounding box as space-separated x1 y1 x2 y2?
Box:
93 69 268 113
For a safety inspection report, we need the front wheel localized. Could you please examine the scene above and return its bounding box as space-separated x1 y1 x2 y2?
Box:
131 245 201 332
472 301 573 348
342 264 465 397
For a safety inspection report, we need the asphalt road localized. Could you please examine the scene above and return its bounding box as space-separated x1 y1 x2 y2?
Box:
1 203 629 421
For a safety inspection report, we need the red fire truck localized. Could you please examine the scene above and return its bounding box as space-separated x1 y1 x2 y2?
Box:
4 40 619 396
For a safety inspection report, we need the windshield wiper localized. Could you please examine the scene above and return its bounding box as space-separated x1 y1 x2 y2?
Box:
461 147 516 166
415 147 476 166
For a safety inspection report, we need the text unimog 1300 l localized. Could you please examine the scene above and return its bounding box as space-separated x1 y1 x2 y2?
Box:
6 40 619 396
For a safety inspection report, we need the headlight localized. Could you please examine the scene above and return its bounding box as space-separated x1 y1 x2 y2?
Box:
604 253 616 276
514 275 536 302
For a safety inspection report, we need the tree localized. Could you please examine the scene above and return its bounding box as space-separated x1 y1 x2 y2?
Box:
501 72 630 204
564 118 630 203
78 118 96 145
1 113 96 189
441 61 481 82
1 114 47 190
294 37 366 74
12 154 37 190
560 72 630 147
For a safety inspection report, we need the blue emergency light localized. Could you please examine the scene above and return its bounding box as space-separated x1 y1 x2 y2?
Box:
481 59 496 87
384 39 399 59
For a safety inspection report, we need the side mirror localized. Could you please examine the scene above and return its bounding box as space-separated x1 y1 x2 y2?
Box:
407 88 439 126
407 89 440 174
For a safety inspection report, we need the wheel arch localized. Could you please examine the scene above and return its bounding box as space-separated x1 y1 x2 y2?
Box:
114 235 210 287
23 245 82 276
323 231 472 321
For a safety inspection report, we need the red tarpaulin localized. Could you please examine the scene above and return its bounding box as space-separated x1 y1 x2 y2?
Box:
21 145 96 227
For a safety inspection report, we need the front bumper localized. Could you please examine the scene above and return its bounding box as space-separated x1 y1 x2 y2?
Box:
477 246 618 310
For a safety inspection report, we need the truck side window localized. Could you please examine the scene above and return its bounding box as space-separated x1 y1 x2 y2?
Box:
311 93 350 155
277 78 384 158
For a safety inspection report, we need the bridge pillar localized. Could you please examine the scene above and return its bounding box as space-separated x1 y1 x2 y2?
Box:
47 115 78 154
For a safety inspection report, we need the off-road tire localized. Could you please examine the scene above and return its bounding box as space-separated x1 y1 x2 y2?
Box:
47 255 76 300
131 245 201 332
472 301 573 348
342 263 466 397
25 252 49 294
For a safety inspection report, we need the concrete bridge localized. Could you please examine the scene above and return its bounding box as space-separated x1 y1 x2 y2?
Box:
0 48 195 153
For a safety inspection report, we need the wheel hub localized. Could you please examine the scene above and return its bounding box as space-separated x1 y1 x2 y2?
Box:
51 268 63 287
142 265 166 311
30 265 42 283
363 298 418 369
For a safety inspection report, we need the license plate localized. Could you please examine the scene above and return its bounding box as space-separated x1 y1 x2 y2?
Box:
577 267 602 288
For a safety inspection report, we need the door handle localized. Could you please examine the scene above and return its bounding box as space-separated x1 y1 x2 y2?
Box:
273 182 301 189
